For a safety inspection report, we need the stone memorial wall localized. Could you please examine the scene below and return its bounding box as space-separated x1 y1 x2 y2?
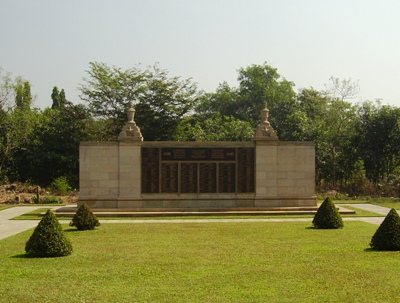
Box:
78 103 317 209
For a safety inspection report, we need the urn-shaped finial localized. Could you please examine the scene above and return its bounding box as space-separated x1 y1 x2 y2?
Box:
261 101 269 123
127 106 135 122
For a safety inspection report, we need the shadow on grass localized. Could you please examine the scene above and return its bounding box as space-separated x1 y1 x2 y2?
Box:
11 253 32 259
12 253 72 259
364 247 387 253
364 247 400 253
64 228 100 233
64 228 80 233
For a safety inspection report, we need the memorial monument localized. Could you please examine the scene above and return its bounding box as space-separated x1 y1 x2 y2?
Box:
78 102 317 210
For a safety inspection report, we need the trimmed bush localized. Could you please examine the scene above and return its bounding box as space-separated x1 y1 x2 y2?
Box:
50 176 71 195
25 209 72 257
69 203 100 230
370 208 400 251
312 197 344 229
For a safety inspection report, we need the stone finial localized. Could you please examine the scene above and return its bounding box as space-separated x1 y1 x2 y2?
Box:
118 102 143 142
253 101 278 141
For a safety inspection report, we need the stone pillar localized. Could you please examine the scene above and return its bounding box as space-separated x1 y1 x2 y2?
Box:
118 102 143 142
255 142 278 199
254 102 279 205
117 102 143 208
253 101 278 142
79 142 119 208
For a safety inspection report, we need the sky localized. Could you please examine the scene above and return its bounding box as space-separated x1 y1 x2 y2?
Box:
1 0 400 109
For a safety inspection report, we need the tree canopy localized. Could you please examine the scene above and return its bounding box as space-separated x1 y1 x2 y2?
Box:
1 62 400 197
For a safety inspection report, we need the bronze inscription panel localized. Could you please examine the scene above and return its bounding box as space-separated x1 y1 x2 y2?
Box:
141 147 254 194
237 148 255 193
181 163 198 193
162 148 235 161
199 163 217 193
161 163 178 193
141 148 159 193
219 163 236 193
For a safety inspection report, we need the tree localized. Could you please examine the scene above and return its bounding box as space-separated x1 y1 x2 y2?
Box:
135 65 200 141
14 78 32 110
25 209 72 257
0 108 38 181
324 76 360 101
0 70 38 181
51 86 61 109
298 87 360 188
236 63 305 140
60 89 66 105
370 208 400 251
312 197 343 229
195 82 240 119
0 68 15 109
175 113 254 141
16 103 92 188
51 86 67 109
322 99 359 188
70 203 100 230
79 62 200 141
195 63 307 141
355 102 400 183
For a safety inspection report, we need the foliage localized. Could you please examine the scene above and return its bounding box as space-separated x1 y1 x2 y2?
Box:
14 78 33 110
312 197 344 229
50 176 71 194
51 86 67 109
196 63 306 141
0 106 39 182
298 87 359 187
79 62 200 141
0 70 38 182
370 208 400 251
69 203 100 230
25 209 72 257
175 113 254 141
15 103 92 188
31 195 63 204
4 63 400 195
324 76 360 101
0 67 15 108
355 102 400 183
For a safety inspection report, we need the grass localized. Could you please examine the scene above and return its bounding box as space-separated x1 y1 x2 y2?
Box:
0 222 399 302
0 205 13 211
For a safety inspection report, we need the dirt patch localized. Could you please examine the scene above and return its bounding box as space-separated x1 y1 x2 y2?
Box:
0 183 77 205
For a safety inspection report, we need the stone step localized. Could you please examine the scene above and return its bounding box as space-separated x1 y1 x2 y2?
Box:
51 206 354 217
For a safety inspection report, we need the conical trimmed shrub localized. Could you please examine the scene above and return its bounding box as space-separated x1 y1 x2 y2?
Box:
370 208 400 251
312 197 344 229
25 209 72 257
69 203 100 230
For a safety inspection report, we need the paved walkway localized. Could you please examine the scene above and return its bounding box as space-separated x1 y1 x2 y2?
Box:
0 206 52 241
0 204 397 241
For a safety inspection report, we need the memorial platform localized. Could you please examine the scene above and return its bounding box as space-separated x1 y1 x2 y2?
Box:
53 205 355 217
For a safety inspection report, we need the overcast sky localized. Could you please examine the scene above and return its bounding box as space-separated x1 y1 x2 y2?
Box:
1 0 399 109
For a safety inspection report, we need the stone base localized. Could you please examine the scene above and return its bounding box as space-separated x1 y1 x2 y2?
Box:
78 195 317 210
55 203 356 217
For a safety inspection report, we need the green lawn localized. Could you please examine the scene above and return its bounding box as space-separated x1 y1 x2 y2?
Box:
0 222 399 302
